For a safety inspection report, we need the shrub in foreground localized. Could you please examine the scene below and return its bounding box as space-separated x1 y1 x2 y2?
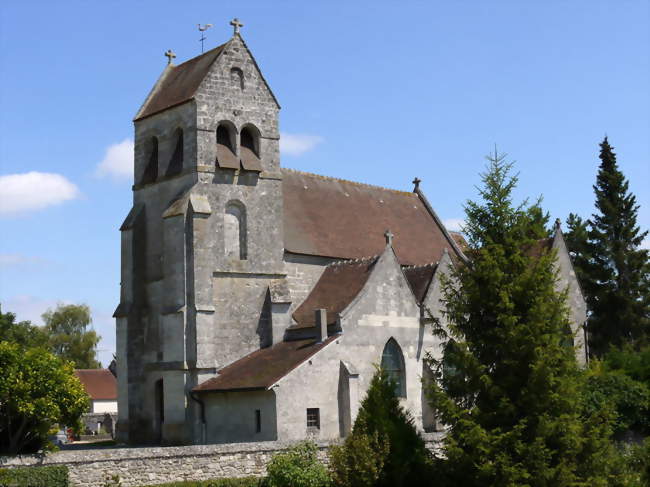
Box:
263 441 330 487
0 465 68 487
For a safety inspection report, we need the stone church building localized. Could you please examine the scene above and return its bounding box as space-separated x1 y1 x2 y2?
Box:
115 22 587 445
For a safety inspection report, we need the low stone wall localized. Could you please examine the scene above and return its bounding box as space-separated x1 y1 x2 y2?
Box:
0 434 443 487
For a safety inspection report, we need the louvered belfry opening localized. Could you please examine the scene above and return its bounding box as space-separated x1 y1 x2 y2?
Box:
141 137 159 185
216 124 239 169
240 126 262 172
166 129 184 177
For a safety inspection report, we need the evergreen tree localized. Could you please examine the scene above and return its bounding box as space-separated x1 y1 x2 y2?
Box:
566 138 649 355
330 369 431 487
428 150 616 486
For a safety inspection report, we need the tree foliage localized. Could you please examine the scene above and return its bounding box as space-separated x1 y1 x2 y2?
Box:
264 441 330 487
42 303 101 369
565 137 650 355
0 306 49 349
330 368 431 487
428 150 616 486
0 341 89 454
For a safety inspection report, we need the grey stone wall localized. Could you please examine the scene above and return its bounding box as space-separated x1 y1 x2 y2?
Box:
0 438 442 487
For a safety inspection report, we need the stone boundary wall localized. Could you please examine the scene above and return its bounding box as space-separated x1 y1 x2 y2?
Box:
0 434 443 487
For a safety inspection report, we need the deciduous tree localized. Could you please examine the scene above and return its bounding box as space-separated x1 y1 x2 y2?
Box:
42 304 101 368
0 342 88 454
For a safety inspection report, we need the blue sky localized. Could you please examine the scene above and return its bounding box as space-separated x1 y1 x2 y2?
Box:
1 1 648 366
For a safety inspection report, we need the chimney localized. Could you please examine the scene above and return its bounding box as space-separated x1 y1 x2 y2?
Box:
315 309 327 342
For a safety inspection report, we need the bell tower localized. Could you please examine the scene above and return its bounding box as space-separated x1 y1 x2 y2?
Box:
115 20 284 445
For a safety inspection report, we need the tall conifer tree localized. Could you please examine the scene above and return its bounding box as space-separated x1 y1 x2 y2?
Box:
565 138 649 355
428 151 615 486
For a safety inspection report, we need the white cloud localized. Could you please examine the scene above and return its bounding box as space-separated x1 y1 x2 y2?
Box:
95 138 134 180
641 237 650 250
0 254 47 268
443 218 465 232
0 172 80 217
280 133 324 156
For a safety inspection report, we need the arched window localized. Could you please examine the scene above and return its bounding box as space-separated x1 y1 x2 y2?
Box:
166 128 183 176
224 201 247 260
216 123 239 169
381 338 406 398
141 136 158 185
240 126 262 172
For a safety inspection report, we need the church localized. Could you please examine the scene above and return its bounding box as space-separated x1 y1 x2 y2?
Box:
114 20 587 445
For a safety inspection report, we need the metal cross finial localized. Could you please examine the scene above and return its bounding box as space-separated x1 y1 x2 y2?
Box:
412 177 421 192
165 49 176 65
384 229 394 246
230 18 244 35
554 218 562 230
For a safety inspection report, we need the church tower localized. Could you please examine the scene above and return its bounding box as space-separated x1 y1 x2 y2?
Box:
115 19 283 444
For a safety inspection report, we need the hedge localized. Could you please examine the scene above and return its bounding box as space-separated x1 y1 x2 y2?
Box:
142 479 261 487
0 465 68 487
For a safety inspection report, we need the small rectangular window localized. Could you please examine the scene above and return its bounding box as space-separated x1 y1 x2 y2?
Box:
255 409 261 433
306 408 320 429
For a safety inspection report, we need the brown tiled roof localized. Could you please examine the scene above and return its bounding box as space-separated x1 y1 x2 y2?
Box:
74 369 117 400
193 337 337 392
135 43 227 121
291 258 377 328
282 169 458 266
449 231 469 253
403 263 438 303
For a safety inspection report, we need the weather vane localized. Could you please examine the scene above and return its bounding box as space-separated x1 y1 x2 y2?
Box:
198 24 213 53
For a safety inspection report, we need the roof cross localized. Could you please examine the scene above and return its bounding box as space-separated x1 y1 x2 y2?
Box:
412 177 421 191
384 229 394 246
164 49 176 65
230 18 244 35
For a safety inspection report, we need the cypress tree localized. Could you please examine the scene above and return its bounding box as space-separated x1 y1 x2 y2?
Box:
569 137 649 355
428 150 615 486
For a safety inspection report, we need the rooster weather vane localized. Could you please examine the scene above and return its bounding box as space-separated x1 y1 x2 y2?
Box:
198 24 213 53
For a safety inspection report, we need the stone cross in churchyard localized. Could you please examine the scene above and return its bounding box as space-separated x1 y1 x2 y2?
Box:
230 18 244 35
165 49 176 65
384 229 394 246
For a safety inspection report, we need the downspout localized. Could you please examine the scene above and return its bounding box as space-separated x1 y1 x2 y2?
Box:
189 391 206 444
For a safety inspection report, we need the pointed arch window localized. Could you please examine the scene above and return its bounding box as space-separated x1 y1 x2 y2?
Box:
216 123 239 169
381 338 406 398
166 128 184 176
240 125 262 172
141 136 158 185
224 201 247 260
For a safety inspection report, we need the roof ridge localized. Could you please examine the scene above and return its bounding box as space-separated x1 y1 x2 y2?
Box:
327 255 379 267
172 42 228 69
282 167 415 196
404 262 439 270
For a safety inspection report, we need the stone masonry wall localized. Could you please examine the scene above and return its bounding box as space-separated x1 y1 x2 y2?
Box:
0 436 442 487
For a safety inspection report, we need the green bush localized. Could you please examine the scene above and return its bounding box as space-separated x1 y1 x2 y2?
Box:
329 431 389 487
583 362 650 435
0 465 68 487
263 441 330 487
